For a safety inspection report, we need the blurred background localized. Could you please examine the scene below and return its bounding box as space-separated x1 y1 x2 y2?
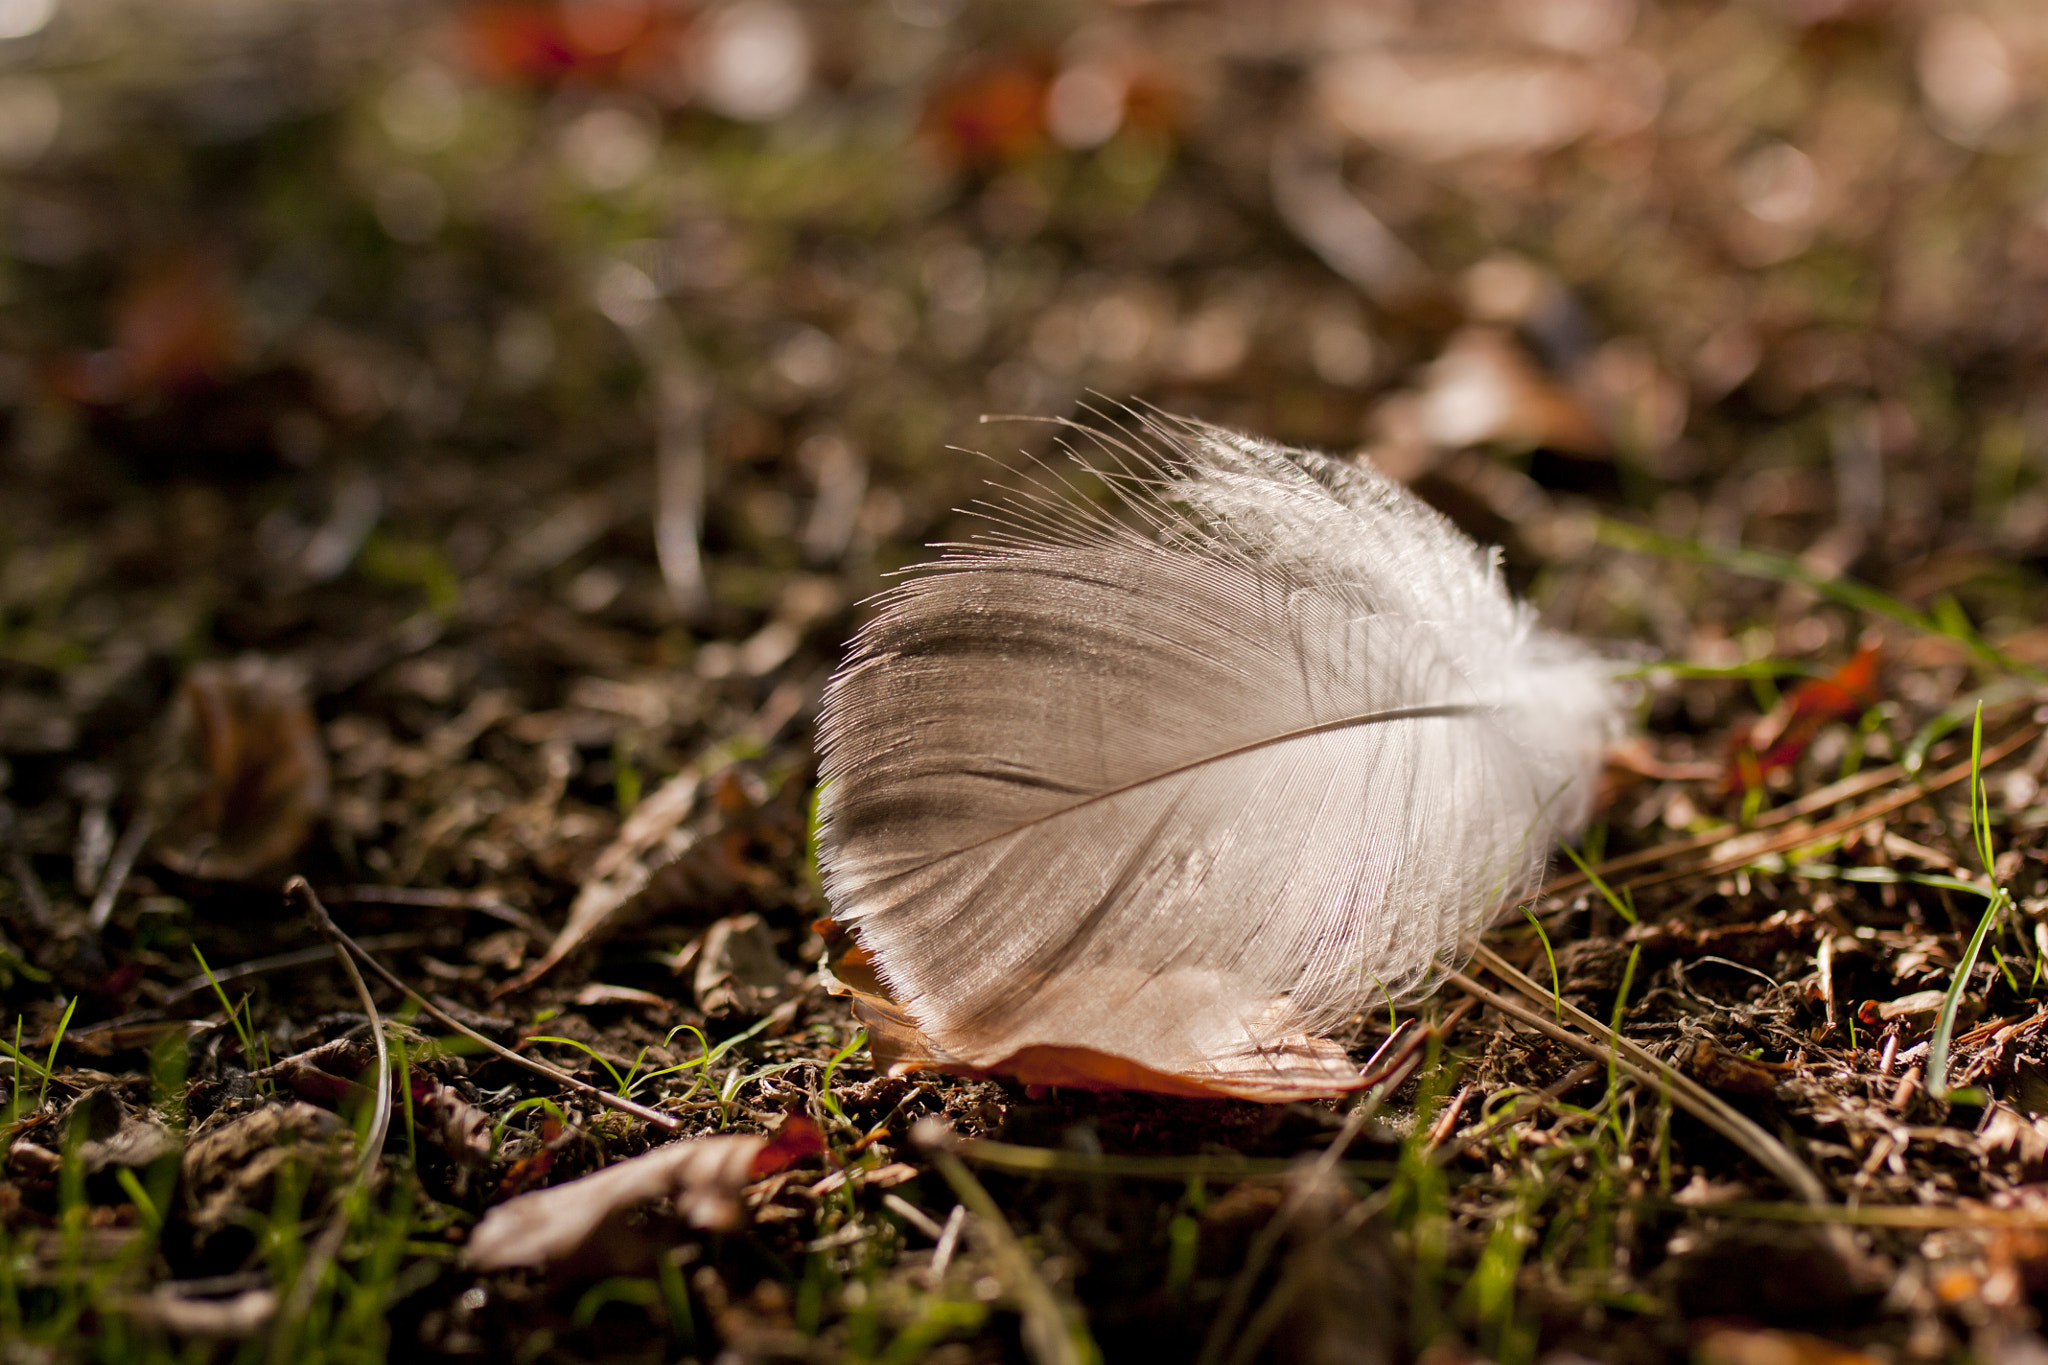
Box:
5 0 2048 889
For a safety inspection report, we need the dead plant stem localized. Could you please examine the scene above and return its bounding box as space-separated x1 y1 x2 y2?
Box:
282 879 681 1132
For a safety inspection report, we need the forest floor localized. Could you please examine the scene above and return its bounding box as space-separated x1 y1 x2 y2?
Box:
9 1 2048 1362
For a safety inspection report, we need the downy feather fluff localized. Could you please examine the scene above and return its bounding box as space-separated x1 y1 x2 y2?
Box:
816 411 1618 1092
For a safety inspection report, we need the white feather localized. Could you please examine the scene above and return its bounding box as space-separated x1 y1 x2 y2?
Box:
815 411 1618 1083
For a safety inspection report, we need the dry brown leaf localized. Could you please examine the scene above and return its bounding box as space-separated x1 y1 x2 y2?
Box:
502 679 806 996
413 1076 494 1170
693 912 798 1018
1697 1329 1885 1365
467 1133 763 1271
1688 1038 1790 1099
147 655 330 880
1981 1104 2048 1181
466 1113 823 1273
1414 327 1608 455
181 1103 350 1236
1315 48 1652 163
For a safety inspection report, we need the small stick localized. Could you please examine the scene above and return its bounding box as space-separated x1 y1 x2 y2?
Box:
1424 1084 1474 1153
1544 724 2040 897
0 799 54 927
86 813 153 931
881 1191 945 1241
1451 955 1829 1209
1817 935 1838 1036
282 879 680 1132
162 933 430 1003
276 874 396 1347
1430 1062 1602 1168
927 1204 966 1285
1889 1066 1920 1114
1631 726 2042 893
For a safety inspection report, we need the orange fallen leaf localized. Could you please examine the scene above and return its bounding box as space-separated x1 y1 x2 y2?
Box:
748 1111 824 1179
923 57 1054 171
1725 642 1882 797
48 250 240 406
456 0 692 93
459 3 579 84
818 920 1365 1103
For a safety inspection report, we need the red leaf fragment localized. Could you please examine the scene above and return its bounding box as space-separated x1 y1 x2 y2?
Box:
923 58 1054 171
47 250 241 406
1724 641 1882 796
457 0 694 94
746 1111 825 1179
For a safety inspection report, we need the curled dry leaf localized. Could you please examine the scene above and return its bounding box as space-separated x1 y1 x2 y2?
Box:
1314 46 1657 164
468 1134 759 1272
181 1103 350 1236
503 680 806 996
415 1075 495 1168
116 1288 277 1341
693 911 799 1018
69 1089 181 1175
466 1114 824 1273
1687 1038 1790 1099
1980 1103 2048 1181
1860 989 1976 1036
147 655 330 880
251 1032 486 1168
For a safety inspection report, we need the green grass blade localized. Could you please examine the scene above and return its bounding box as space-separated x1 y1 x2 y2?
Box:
1928 707 2007 1098
1557 841 1637 924
1597 519 2036 680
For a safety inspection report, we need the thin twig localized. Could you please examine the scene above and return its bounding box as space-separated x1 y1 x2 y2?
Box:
323 884 541 933
927 1204 966 1286
1429 1062 1602 1168
276 876 396 1348
1456 946 1829 1207
920 1128 1092 1365
1424 1084 1474 1153
282 879 681 1132
161 933 431 1003
86 812 152 931
1544 725 2039 897
301 893 394 1191
953 1138 1398 1183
